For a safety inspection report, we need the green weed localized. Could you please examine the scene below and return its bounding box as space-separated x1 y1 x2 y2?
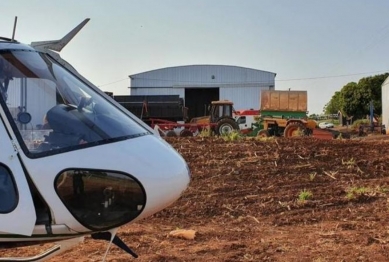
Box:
346 186 370 200
199 127 212 137
255 136 275 142
346 186 389 200
298 189 313 203
220 130 242 141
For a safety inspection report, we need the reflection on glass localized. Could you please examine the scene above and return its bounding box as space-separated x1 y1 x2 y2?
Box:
0 50 149 156
55 169 145 230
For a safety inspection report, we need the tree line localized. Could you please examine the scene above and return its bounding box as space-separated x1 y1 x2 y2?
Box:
323 73 389 119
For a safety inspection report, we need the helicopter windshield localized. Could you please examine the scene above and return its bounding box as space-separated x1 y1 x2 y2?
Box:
0 50 149 157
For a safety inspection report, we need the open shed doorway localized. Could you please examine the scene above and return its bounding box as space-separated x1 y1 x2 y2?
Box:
185 88 219 121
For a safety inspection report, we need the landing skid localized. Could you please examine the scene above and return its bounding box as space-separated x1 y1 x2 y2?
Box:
0 237 84 262
92 228 138 260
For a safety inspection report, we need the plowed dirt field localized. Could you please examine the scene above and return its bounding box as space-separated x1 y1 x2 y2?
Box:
4 136 389 261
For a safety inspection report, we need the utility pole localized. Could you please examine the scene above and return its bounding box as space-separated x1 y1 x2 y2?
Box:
370 101 374 132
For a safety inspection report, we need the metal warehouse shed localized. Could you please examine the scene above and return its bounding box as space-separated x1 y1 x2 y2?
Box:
129 65 276 119
382 76 389 134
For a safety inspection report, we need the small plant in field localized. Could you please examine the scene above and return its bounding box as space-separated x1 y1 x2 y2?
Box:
255 136 275 142
199 127 212 137
220 130 241 141
298 189 313 203
346 186 389 200
309 172 317 181
345 186 371 200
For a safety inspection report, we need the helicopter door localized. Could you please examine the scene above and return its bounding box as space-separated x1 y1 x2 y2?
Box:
0 119 35 236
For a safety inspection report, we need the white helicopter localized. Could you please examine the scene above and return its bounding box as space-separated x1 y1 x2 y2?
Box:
0 18 190 261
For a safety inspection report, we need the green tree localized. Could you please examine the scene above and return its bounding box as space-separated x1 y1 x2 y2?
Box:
325 73 389 119
340 82 365 118
357 73 388 114
324 91 342 114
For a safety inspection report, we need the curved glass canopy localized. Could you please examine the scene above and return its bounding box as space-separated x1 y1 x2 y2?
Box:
0 49 149 157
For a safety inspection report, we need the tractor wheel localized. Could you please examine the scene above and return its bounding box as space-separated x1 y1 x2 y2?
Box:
215 118 239 135
283 122 306 138
166 130 177 137
257 129 270 138
180 129 193 137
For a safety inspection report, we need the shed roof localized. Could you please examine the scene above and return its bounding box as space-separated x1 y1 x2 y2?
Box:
130 64 276 78
129 64 276 88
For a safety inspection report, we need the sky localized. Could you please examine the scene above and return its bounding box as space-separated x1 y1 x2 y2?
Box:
1 0 389 114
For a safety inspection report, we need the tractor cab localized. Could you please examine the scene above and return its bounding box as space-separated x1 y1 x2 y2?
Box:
209 100 235 123
190 100 239 135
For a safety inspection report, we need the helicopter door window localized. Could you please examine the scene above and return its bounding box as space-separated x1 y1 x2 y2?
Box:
0 165 17 213
55 169 146 230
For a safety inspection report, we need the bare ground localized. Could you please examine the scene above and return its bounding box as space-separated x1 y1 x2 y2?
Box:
3 135 389 261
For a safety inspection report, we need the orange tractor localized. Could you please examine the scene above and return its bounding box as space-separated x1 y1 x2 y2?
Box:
190 100 240 135
149 100 240 137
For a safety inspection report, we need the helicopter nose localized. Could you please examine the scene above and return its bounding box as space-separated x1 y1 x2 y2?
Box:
136 136 190 220
51 134 189 231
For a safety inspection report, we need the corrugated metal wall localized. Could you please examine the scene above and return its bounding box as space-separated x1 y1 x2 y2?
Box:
382 76 389 134
130 65 276 110
131 87 185 97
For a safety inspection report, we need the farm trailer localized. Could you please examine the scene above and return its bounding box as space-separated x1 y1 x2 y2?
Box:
256 90 337 139
113 95 188 124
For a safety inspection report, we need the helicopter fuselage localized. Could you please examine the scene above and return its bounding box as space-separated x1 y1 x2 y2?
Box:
0 20 190 259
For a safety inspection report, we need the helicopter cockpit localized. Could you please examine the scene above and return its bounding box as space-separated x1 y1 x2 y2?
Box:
0 20 190 260
0 49 149 157
0 47 155 231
